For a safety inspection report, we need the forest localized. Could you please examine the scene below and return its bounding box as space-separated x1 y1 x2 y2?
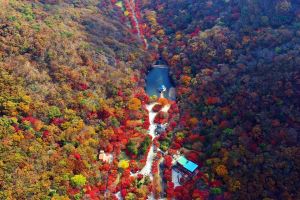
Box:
0 0 299 200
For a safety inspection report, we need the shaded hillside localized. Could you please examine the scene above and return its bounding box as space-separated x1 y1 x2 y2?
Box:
140 0 300 199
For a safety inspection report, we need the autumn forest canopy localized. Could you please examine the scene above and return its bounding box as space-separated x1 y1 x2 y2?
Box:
0 0 299 200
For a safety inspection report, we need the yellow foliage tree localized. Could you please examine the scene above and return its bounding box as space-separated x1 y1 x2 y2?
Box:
118 160 129 169
21 95 32 104
19 102 30 113
3 101 18 116
51 195 70 200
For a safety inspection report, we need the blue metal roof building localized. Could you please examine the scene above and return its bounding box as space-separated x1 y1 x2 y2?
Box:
177 156 198 173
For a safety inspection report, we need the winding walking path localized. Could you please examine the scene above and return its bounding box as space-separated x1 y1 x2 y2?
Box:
116 102 170 199
131 103 170 178
126 0 148 48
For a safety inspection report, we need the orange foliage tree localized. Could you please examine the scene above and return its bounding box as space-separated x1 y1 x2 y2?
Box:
128 97 142 110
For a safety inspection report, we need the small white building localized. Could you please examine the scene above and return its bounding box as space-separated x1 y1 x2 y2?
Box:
98 150 113 163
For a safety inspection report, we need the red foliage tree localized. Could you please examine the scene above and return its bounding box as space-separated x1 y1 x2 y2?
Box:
164 155 173 168
166 181 174 199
